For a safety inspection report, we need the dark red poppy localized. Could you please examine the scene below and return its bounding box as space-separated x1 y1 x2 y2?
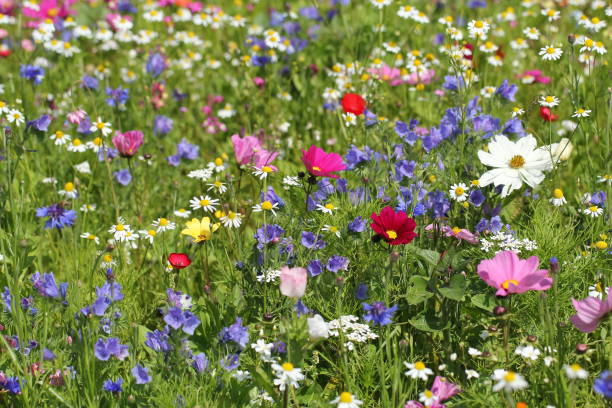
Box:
370 206 417 245
341 93 366 115
539 106 558 122
462 43 474 60
168 253 191 269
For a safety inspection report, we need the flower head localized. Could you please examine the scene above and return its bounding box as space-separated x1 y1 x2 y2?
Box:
570 287 612 332
341 93 366 115
181 217 219 243
168 253 191 269
301 145 346 179
370 206 417 245
279 266 307 298
477 250 552 296
112 130 144 158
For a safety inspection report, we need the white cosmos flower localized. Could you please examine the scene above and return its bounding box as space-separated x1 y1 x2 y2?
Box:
477 134 553 197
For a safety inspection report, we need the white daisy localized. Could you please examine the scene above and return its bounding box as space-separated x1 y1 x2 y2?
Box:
564 364 588 380
80 232 100 244
50 130 71 145
492 369 528 392
449 183 469 202
322 225 341 238
252 201 279 216
138 229 156 244
572 108 591 118
152 217 176 233
272 362 304 391
189 195 219 212
539 95 559 107
539 45 563 61
220 211 242 228
316 203 339 214
58 182 78 199
330 392 363 408
583 205 603 217
404 361 434 380
549 189 567 206
90 117 112 136
207 181 228 194
174 208 192 218
67 138 88 152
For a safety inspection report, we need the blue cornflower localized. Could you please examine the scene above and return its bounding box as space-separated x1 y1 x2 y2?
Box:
219 317 249 349
300 231 327 250
163 307 200 335
81 75 99 90
146 53 167 77
594 371 612 398
0 375 21 394
153 115 173 135
131 364 152 385
105 86 129 107
326 255 349 273
30 272 67 299
94 338 129 361
20 64 45 85
362 302 398 326
495 79 518 102
36 204 76 229
348 216 366 233
167 138 199 166
254 224 285 250
113 169 132 186
103 377 123 393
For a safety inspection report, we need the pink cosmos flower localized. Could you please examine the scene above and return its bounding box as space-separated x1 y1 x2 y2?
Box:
23 0 76 25
517 69 551 84
424 224 478 244
67 109 86 125
112 130 144 158
570 287 612 333
301 145 346 179
279 266 307 298
431 376 460 401
230 134 278 169
477 250 552 297
368 65 436 86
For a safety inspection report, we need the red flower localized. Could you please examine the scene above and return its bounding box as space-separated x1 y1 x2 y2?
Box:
341 93 366 115
370 206 417 245
539 106 558 122
301 145 346 179
168 253 191 269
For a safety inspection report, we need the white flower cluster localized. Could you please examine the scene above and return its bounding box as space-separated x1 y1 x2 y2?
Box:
480 232 538 254
514 345 541 361
328 315 378 350
256 269 281 283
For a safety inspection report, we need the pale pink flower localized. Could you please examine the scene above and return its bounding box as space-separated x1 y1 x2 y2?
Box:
477 251 552 297
279 266 307 298
570 287 612 333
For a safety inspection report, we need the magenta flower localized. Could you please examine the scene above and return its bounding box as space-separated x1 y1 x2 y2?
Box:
517 69 551 84
230 134 278 169
23 0 76 25
368 64 435 86
570 287 612 333
112 130 144 158
477 251 552 297
424 224 478 244
67 109 86 125
431 376 460 401
279 266 307 298
301 145 346 179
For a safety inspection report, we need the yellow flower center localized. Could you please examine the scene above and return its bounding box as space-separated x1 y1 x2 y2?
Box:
455 187 465 196
73 139 82 146
589 205 598 212
509 155 525 169
502 279 519 289
200 199 210 206
428 175 437 183
553 189 563 199
148 230 156 236
329 226 338 233
386 230 397 239
159 218 168 226
324 203 335 210
591 17 600 24
87 234 96 240
282 362 294 371
63 42 72 49
47 7 58 17
424 390 433 398
474 21 484 28
584 39 594 47
96 122 105 129
261 201 273 210
451 227 461 235
546 48 556 54
339 392 353 403
504 372 516 382
570 364 581 371
262 166 272 173
547 10 555 16
227 212 236 219
93 137 103 146
214 157 223 166
103 254 112 262
54 131 64 138
116 224 125 231
414 362 426 370
312 166 321 171
64 182 74 191
214 181 222 187
545 96 554 103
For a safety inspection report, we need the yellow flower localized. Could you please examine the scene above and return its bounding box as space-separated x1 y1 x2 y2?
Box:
181 217 219 243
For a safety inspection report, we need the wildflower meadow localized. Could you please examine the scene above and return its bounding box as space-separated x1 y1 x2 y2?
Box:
0 0 611 407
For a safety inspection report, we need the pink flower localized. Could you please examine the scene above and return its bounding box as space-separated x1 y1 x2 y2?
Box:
301 145 346 179
517 69 551 84
405 69 436 85
570 287 612 333
431 376 460 401
424 224 478 244
112 130 144 158
67 109 86 125
368 65 436 86
230 134 278 169
279 266 307 298
252 77 265 89
477 251 552 297
23 0 76 24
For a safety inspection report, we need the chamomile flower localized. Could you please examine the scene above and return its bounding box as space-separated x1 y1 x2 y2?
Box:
6 109 25 126
207 181 228 194
109 218 132 240
67 138 88 152
220 211 242 228
343 112 357 126
80 203 96 212
597 174 612 184
153 218 176 232
322 225 341 238
80 232 100 244
90 117 112 136
209 157 226 173
419 389 438 406
564 364 588 380
572 108 591 118
480 86 497 98
330 392 363 408
100 253 116 268
282 176 301 189
58 182 78 199
86 137 105 153
252 201 279 216
189 195 219 212
370 0 392 8
539 95 559 107
583 205 603 217
252 165 276 180
139 229 157 244
404 362 433 380
541 8 560 21
523 27 540 40
549 189 567 206
118 229 139 245
539 45 563 61
50 130 71 145
316 203 339 214
512 106 525 117
492 369 528 392
467 20 490 39
272 362 304 391
174 208 192 218
449 183 469 202
397 5 417 19
0 100 8 115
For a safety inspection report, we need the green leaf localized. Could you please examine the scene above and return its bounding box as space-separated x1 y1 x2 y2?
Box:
408 313 449 332
411 247 440 266
470 293 495 312
438 274 467 301
406 275 433 305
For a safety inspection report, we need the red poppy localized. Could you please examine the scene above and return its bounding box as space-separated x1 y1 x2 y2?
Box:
168 253 191 269
301 145 346 179
341 93 366 115
370 206 417 245
462 43 474 60
539 106 558 122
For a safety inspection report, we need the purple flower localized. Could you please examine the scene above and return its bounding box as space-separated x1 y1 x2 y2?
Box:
30 272 67 299
300 231 327 250
219 317 249 349
43 348 56 361
113 169 132 186
2 287 11 312
20 64 45 85
254 224 285 250
26 114 51 131
131 364 152 385
306 259 323 277
502 117 525 136
103 377 123 393
295 299 310 316
326 255 349 273
153 115 173 135
220 353 240 371
163 307 200 335
81 75 99 90
348 216 366 233
472 115 500 137
594 371 612 398
94 338 129 361
355 283 368 300
261 186 285 207
105 86 129 107
395 160 416 181
495 79 518 101
469 189 485 207
146 53 167 77
167 139 199 166
36 204 76 229
442 75 464 91
145 328 172 353
192 353 209 373
362 302 398 326
0 375 21 395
